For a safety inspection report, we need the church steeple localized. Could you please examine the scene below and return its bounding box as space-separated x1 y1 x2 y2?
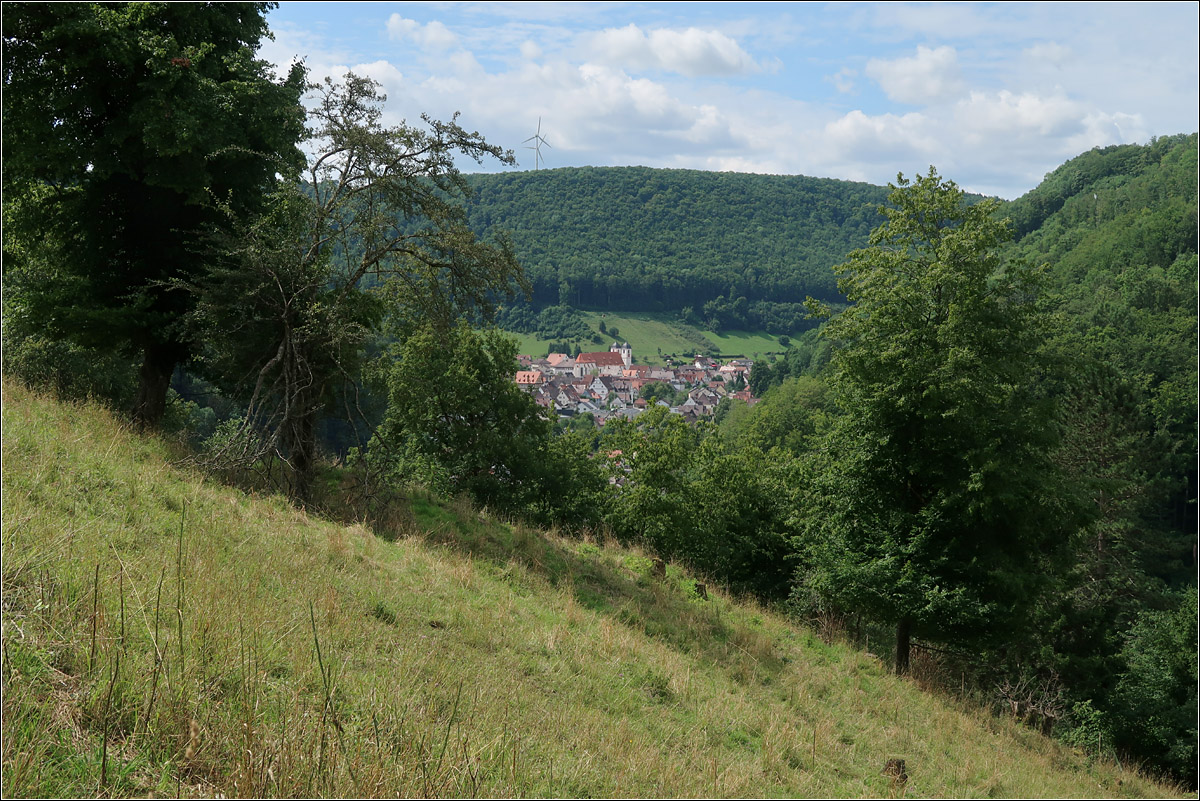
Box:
610 340 632 368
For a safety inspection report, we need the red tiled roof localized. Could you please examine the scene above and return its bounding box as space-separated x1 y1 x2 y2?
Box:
576 352 625 366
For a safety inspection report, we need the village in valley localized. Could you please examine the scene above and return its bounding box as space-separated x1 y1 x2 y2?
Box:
513 341 758 426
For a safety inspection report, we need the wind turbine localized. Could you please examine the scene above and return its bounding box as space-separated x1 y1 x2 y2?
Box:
524 117 551 170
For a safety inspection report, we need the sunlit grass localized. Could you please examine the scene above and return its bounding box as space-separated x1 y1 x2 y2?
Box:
500 311 788 364
1 377 1184 797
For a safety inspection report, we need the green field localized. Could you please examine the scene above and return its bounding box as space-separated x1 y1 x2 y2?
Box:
502 311 787 365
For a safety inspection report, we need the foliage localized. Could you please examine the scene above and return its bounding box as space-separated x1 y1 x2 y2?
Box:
192 73 523 501
1058 700 1115 759
460 166 891 313
639 382 681 406
1109 587 1198 782
747 328 834 394
719 375 832 457
2 2 307 425
1008 136 1196 545
602 406 793 596
701 294 818 335
524 430 610 533
370 322 551 515
999 134 1197 785
0 324 137 410
803 168 1081 673
495 303 592 341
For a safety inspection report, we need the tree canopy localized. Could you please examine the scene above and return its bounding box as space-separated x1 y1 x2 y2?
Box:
804 168 1081 673
2 1 307 425
193 73 525 502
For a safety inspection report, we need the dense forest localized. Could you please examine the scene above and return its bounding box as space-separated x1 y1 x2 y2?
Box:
3 3 1196 790
461 167 890 316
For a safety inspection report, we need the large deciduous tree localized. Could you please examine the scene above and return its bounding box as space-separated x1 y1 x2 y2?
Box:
370 321 550 514
196 73 524 503
2 2 306 426
805 168 1082 674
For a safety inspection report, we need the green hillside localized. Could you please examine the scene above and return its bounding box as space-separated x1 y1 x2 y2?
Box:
504 311 786 363
463 166 891 312
1 379 1183 798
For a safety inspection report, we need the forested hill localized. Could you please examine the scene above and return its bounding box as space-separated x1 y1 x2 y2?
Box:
1007 131 1198 582
461 167 890 311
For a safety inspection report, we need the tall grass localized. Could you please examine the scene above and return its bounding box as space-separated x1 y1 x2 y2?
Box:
1 378 1183 797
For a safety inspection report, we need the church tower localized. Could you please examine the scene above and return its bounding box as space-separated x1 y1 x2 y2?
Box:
610 341 632 368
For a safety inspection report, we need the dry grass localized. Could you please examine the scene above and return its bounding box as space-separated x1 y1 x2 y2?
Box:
1 377 1186 798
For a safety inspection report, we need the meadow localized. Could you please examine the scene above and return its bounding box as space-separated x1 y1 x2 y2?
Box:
502 311 786 364
0 378 1183 798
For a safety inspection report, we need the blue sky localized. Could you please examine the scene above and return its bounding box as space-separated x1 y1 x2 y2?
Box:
260 2 1198 198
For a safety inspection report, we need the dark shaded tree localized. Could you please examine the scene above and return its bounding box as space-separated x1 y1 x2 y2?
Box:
3 2 306 425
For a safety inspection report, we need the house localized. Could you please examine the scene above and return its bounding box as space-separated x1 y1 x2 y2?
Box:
555 384 582 409
611 377 637 403
576 399 603 416
514 370 546 391
609 406 642 422
687 387 722 415
547 356 577 377
648 367 675 382
533 385 556 408
731 389 760 406
718 363 750 381
588 374 617 402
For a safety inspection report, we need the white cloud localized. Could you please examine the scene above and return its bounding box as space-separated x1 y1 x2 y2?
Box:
865 45 965 105
386 15 459 51
1071 111 1150 153
520 40 542 61
341 61 406 98
260 2 1195 199
1024 41 1072 68
825 109 939 162
827 67 857 94
585 24 761 77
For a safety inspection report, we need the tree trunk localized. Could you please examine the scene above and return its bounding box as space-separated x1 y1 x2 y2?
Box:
133 343 177 429
895 616 912 676
286 404 318 506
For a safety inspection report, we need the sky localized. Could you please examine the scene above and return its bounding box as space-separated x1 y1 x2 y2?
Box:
259 2 1199 199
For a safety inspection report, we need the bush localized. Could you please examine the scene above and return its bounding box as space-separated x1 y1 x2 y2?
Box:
1057 700 1114 760
1110 587 1198 784
2 332 137 409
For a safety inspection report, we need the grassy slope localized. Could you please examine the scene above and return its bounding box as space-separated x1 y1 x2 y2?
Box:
0 378 1181 798
504 311 785 363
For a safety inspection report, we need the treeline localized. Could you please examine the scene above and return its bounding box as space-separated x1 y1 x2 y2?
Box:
461 166 890 313
684 296 821 335
492 303 592 341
